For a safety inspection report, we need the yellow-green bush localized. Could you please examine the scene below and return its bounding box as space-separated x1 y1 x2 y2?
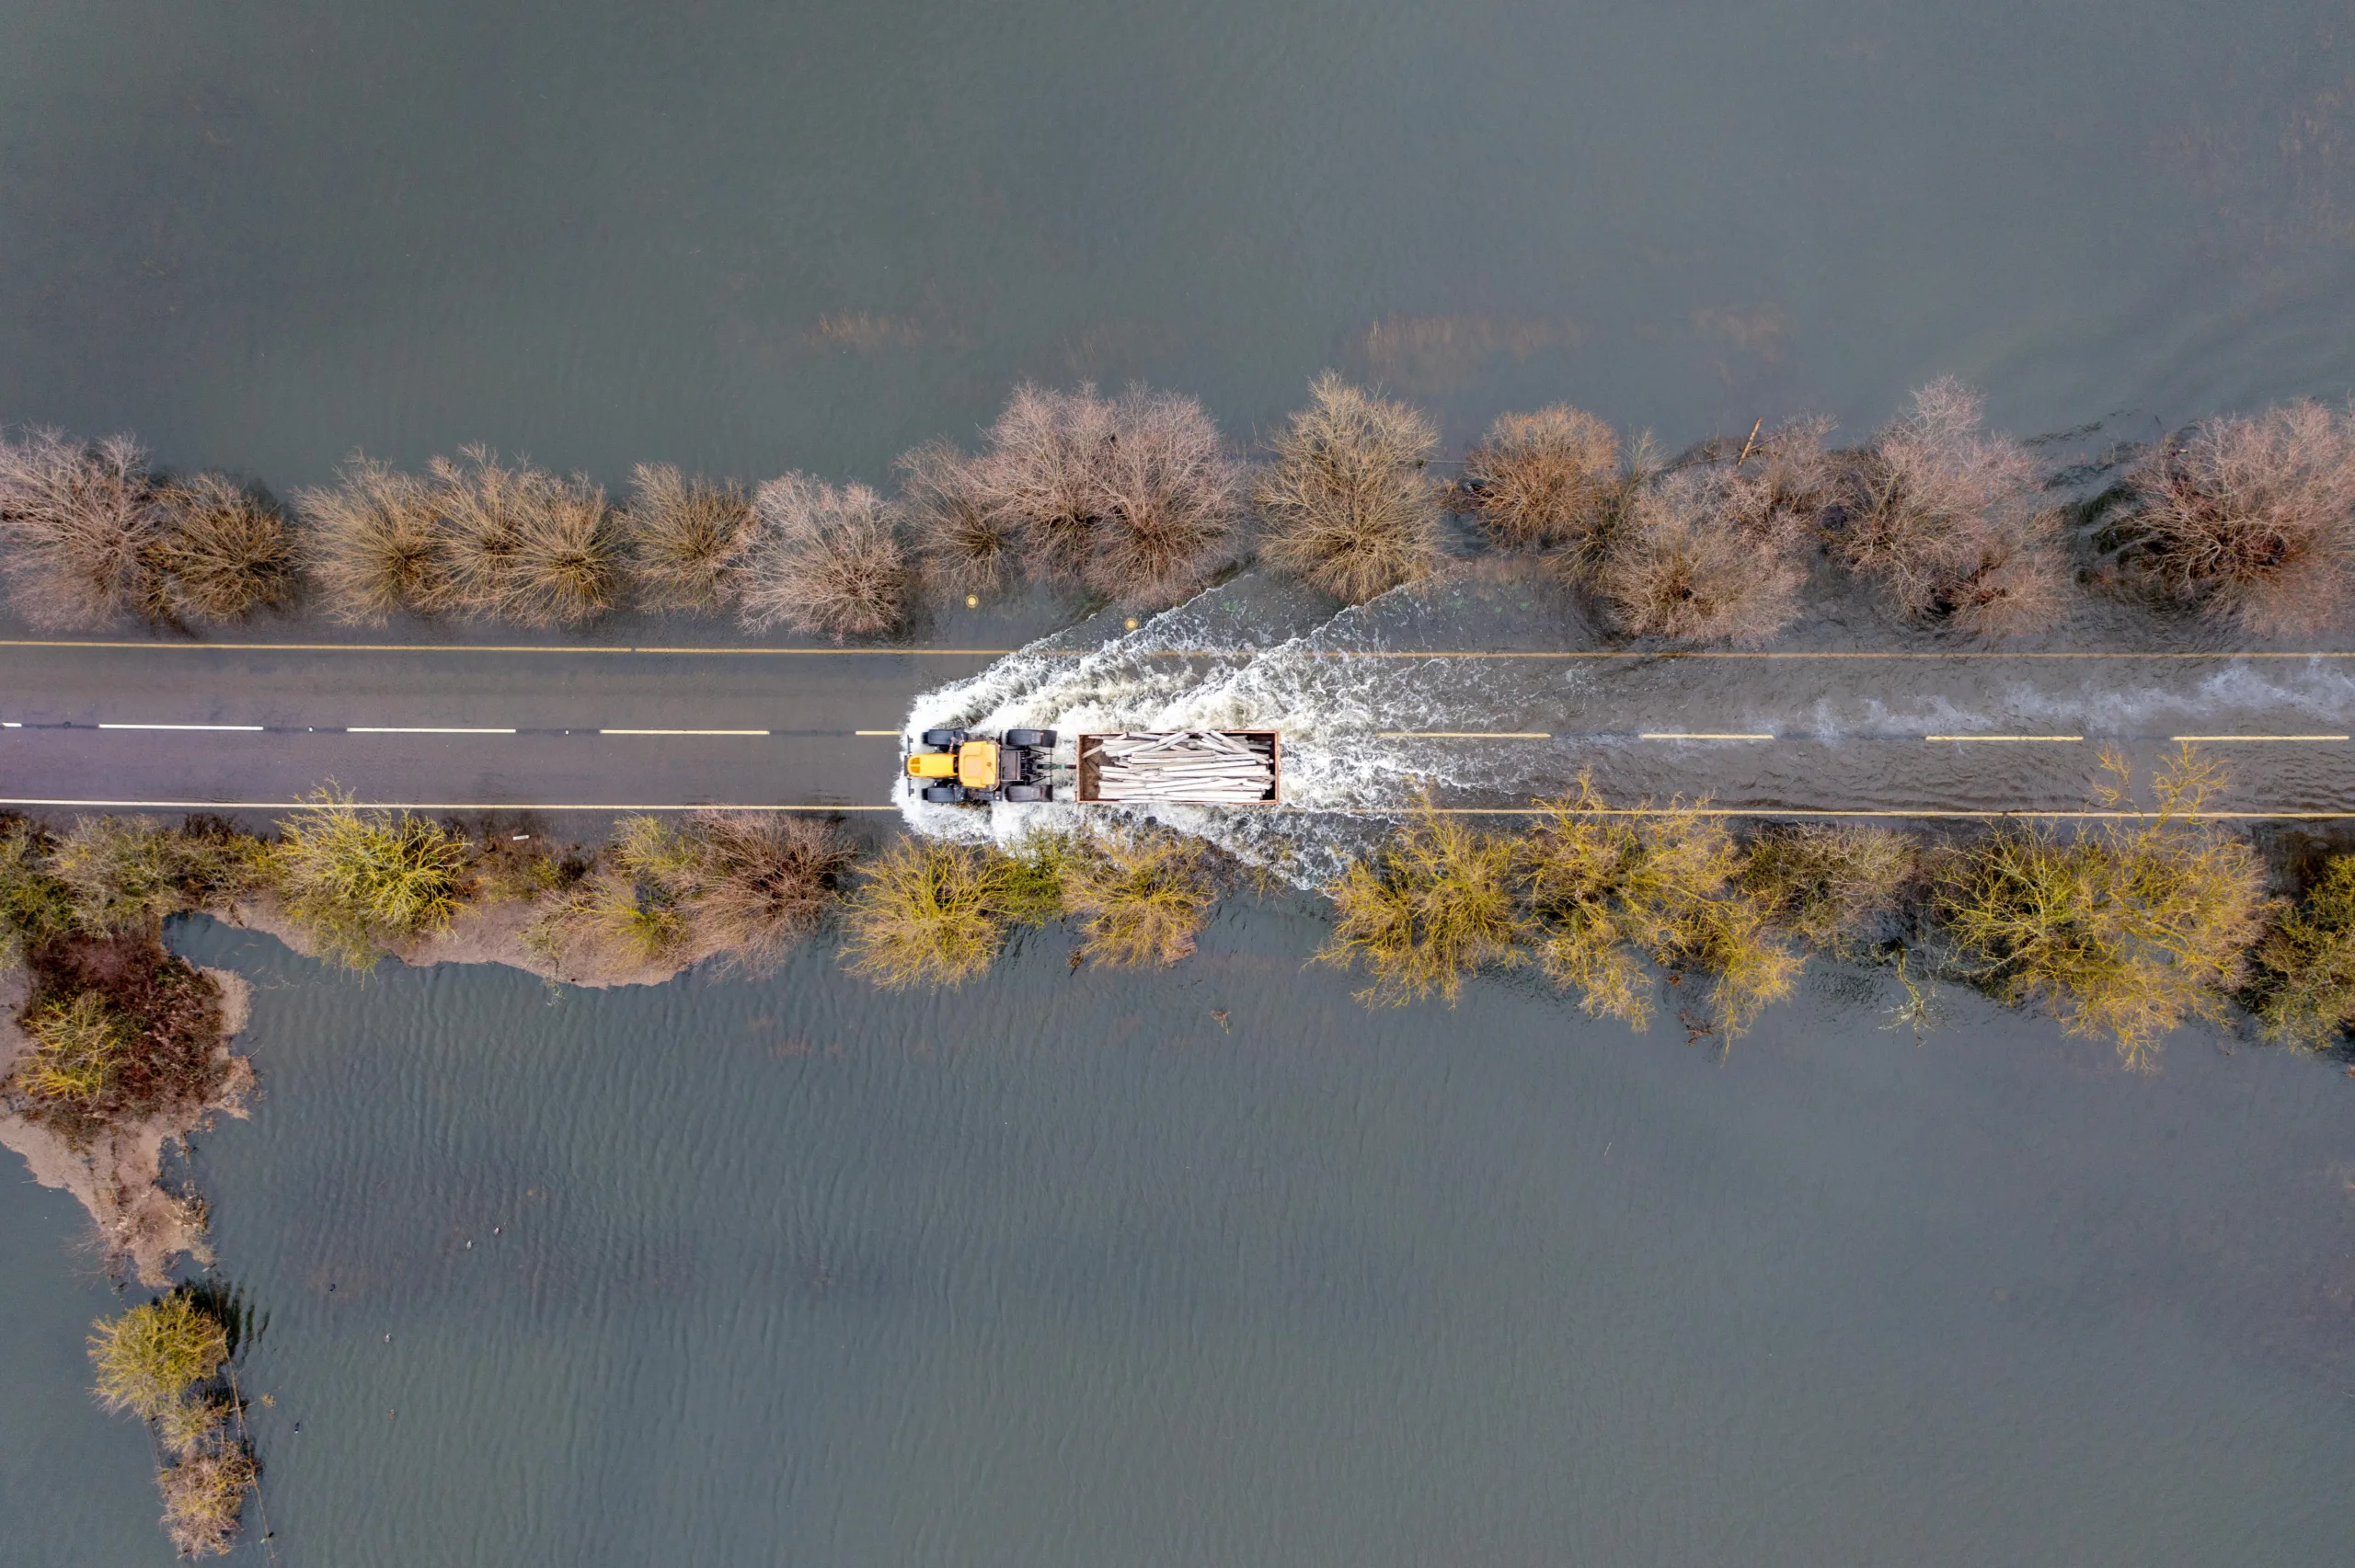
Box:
87 1294 228 1420
840 836 1062 988
1320 800 1523 1005
2246 854 2355 1049
268 789 470 968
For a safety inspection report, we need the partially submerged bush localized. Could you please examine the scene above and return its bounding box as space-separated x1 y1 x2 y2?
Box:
1835 380 2064 637
898 439 1019 594
741 475 908 638
2109 401 2355 635
1932 747 2269 1066
0 427 163 628
1591 469 1805 646
840 836 1062 988
1255 372 1444 602
625 462 755 614
948 383 1243 605
1320 798 1523 1005
268 789 470 968
1518 782 1798 1036
2246 854 2355 1049
88 1294 228 1419
296 455 443 623
1060 827 1226 968
1740 823 1916 952
160 1445 258 1557
146 475 297 623
6 935 231 1139
1078 386 1245 605
682 811 855 974
1454 405 1619 553
431 447 621 627
47 815 258 933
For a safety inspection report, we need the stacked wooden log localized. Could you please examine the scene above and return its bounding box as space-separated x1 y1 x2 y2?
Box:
1084 731 1276 803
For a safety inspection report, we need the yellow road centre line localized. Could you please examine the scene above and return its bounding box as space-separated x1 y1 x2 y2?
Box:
345 727 518 735
2169 734 2349 742
1376 730 1551 739
1925 734 2083 742
853 730 902 737
1640 732 1775 740
596 728 769 737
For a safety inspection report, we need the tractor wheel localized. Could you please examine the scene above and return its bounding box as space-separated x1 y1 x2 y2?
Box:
920 728 965 748
1004 728 1056 749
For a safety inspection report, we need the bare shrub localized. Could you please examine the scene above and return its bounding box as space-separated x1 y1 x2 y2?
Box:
1740 823 1916 952
741 475 908 638
1836 379 2065 637
430 447 620 626
973 383 1119 579
1592 469 1805 645
1254 372 1444 602
0 428 164 628
159 1446 258 1557
295 455 442 624
1080 386 1245 606
1714 416 1839 549
898 440 1018 594
48 815 259 933
2110 401 2355 635
683 811 856 974
626 463 755 614
147 475 296 623
1455 405 1619 552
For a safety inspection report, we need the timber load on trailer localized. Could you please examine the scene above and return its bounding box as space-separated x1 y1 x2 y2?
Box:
1077 730 1281 805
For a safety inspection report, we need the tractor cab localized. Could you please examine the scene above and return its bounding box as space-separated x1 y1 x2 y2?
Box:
903 727 1058 804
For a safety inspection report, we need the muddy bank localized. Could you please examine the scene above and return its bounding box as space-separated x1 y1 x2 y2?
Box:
0 966 253 1285
224 894 709 990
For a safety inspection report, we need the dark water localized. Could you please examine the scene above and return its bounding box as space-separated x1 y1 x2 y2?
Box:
6 0 2355 1562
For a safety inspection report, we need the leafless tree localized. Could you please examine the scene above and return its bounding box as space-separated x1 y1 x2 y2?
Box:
1079 385 1244 605
148 474 297 623
296 454 445 624
1254 372 1444 603
1595 468 1805 645
625 463 755 614
1455 405 1620 555
898 439 1018 594
0 427 165 627
741 474 908 638
2109 400 2355 635
1835 379 2065 637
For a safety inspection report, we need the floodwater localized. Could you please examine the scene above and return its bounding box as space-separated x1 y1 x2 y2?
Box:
5 0 2355 1562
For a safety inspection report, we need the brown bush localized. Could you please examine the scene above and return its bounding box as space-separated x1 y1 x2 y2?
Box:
1740 823 1916 952
2110 401 2355 635
898 440 1019 594
1078 386 1244 606
741 475 908 637
5 931 231 1143
948 383 1243 605
0 428 164 628
1835 380 2065 637
973 383 1118 578
1254 372 1444 602
1455 405 1619 553
295 455 443 624
625 462 755 614
1714 416 1839 549
1592 470 1805 645
147 475 296 623
684 811 856 974
430 447 621 626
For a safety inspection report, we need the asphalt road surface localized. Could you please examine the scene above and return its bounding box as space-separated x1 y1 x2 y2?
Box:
6 636 2355 823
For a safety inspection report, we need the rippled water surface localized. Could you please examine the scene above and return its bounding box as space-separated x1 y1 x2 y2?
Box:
6 0 2355 1562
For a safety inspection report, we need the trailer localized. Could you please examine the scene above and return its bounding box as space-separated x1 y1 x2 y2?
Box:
1076 730 1281 805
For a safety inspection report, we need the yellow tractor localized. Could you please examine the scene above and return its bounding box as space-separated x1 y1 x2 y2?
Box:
905 727 1057 804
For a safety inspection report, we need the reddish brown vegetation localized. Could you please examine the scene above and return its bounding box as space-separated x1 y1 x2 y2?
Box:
1834 380 2064 637
1454 405 1620 554
2109 400 2355 635
741 475 908 637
